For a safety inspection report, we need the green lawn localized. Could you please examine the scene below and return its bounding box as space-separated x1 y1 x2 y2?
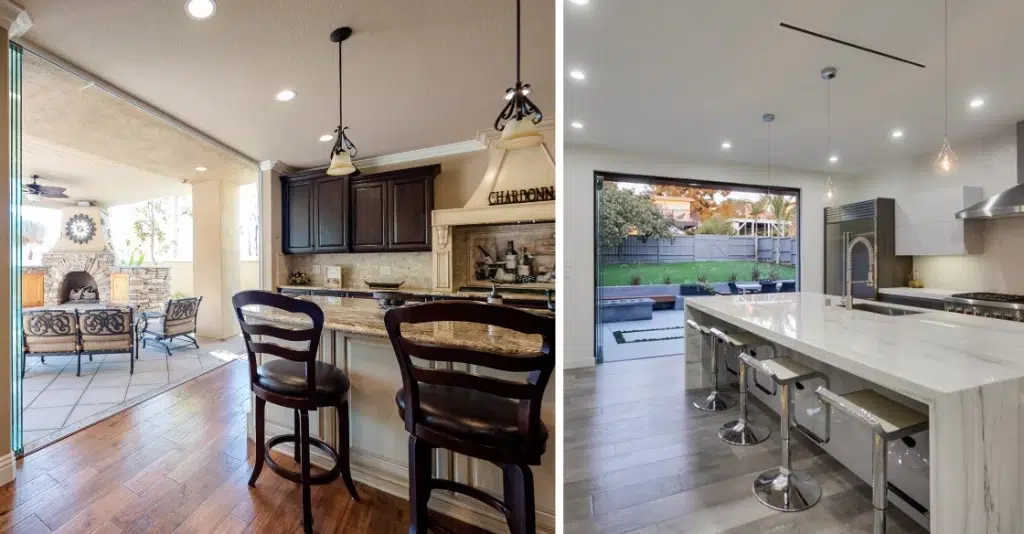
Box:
601 261 796 286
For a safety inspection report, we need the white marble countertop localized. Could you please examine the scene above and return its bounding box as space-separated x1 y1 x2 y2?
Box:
877 287 960 301
685 292 1024 401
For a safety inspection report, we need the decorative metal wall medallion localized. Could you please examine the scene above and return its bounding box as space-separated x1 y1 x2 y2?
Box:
65 214 97 244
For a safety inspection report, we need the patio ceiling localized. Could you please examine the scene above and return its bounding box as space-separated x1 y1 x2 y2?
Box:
21 51 256 208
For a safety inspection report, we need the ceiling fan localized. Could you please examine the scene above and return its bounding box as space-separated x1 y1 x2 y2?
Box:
22 175 69 201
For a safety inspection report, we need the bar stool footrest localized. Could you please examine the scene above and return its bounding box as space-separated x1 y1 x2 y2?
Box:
430 479 511 517
264 434 342 485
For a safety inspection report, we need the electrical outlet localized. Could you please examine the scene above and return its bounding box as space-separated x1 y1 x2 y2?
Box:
380 265 392 276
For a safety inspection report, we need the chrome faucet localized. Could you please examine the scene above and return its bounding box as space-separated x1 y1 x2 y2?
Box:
845 233 875 310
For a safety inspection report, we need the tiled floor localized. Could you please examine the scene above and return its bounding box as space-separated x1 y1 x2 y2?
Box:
21 336 245 449
601 309 686 363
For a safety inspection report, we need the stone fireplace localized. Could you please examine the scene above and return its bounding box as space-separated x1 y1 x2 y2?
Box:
42 251 115 307
59 271 99 304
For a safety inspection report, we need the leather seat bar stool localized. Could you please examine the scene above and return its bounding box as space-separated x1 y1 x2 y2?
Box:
685 319 734 412
232 290 359 534
815 387 928 534
384 301 554 534
709 328 775 446
740 354 831 512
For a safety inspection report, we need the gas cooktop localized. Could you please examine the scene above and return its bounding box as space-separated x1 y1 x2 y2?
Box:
944 292 1024 319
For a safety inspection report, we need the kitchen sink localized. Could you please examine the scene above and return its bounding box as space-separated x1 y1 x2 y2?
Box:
851 302 925 316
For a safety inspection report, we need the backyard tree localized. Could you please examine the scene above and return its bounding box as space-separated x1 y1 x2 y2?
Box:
649 184 722 221
133 199 173 264
694 214 736 235
601 186 672 247
766 194 796 263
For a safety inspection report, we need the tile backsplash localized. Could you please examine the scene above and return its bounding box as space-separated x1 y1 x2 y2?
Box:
453 222 556 287
283 252 432 289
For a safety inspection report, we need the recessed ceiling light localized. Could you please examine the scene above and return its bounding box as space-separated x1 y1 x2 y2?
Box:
195 166 207 172
721 141 732 150
569 0 589 4
275 89 296 102
891 129 904 139
569 69 586 80
571 121 584 129
319 134 334 142
185 0 217 20
829 155 839 164
969 97 985 108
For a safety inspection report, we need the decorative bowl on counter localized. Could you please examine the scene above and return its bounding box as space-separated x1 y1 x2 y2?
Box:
373 291 409 310
364 280 404 290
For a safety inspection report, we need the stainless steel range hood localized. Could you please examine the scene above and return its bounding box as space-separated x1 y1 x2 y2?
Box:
956 121 1024 219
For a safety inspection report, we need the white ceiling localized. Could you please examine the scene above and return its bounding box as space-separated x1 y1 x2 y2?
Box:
16 0 555 169
565 0 1024 174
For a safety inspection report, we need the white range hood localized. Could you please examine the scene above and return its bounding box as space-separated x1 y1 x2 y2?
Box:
431 121 555 290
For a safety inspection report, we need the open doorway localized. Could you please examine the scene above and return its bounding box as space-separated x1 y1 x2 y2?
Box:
594 172 800 364
15 49 258 453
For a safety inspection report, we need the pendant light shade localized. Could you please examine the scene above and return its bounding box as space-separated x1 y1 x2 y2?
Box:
821 67 838 205
494 0 544 150
934 0 957 176
327 27 359 176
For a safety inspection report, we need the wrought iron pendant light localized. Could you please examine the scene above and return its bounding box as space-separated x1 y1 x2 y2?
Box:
327 27 358 176
493 0 544 149
821 67 838 204
934 0 958 176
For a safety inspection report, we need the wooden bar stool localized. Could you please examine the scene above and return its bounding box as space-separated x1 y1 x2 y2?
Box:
815 387 928 533
384 301 554 534
232 290 359 534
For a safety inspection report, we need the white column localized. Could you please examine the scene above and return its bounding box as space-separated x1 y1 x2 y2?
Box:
192 179 241 340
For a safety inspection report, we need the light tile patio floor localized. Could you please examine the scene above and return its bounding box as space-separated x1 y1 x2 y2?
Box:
21 335 245 450
600 308 686 363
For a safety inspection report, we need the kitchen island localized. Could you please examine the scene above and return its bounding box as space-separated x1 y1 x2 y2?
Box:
684 292 1022 534
241 296 554 533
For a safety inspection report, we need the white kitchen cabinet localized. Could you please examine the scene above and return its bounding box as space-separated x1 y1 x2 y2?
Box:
894 185 984 255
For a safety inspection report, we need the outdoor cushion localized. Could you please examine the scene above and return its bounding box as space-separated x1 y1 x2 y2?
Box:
81 333 132 351
25 336 77 353
147 317 195 336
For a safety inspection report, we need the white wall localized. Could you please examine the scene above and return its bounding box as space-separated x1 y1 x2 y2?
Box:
848 126 1024 292
563 146 830 369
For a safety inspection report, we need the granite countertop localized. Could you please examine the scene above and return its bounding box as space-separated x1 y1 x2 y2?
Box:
685 292 1024 400
276 285 554 302
242 296 550 356
878 287 960 301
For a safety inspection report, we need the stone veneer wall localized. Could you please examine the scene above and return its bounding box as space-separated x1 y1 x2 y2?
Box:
283 252 433 289
42 251 116 307
113 266 171 313
452 222 556 288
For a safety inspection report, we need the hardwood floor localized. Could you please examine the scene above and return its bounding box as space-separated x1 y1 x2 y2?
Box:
1 360 488 534
564 355 928 534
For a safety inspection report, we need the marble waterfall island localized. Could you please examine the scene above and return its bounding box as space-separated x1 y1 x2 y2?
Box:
684 292 1024 534
241 296 555 533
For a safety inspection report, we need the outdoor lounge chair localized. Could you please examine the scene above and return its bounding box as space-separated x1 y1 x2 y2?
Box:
139 296 202 356
22 310 78 378
78 308 136 375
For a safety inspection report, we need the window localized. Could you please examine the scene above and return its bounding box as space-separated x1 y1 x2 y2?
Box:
109 195 193 264
238 183 259 261
21 205 61 265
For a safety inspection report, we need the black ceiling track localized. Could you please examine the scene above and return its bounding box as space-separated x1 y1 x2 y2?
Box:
779 22 926 69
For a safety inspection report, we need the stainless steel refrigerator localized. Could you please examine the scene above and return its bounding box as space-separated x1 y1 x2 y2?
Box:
824 198 911 298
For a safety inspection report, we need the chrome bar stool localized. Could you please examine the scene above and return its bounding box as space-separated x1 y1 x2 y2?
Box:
709 328 774 446
816 387 928 534
740 354 830 512
686 319 733 412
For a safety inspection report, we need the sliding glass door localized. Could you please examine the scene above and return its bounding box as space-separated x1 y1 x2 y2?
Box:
9 42 23 455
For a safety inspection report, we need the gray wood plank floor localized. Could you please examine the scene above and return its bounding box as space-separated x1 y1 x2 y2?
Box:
564 355 929 534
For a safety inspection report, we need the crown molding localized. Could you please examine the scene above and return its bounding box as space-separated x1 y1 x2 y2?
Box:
0 1 30 37
354 139 487 169
259 160 293 174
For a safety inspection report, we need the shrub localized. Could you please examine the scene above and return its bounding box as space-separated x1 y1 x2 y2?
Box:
630 275 642 285
728 272 738 283
662 274 672 284
696 275 708 285
751 264 761 281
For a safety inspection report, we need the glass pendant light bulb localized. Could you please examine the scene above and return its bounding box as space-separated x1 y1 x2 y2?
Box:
823 176 836 204
933 137 958 176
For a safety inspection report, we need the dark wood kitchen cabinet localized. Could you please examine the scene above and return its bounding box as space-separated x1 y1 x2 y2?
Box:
350 164 438 252
282 169 349 254
282 164 437 254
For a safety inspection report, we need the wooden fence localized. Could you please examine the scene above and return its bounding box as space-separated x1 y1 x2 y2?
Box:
601 235 798 265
